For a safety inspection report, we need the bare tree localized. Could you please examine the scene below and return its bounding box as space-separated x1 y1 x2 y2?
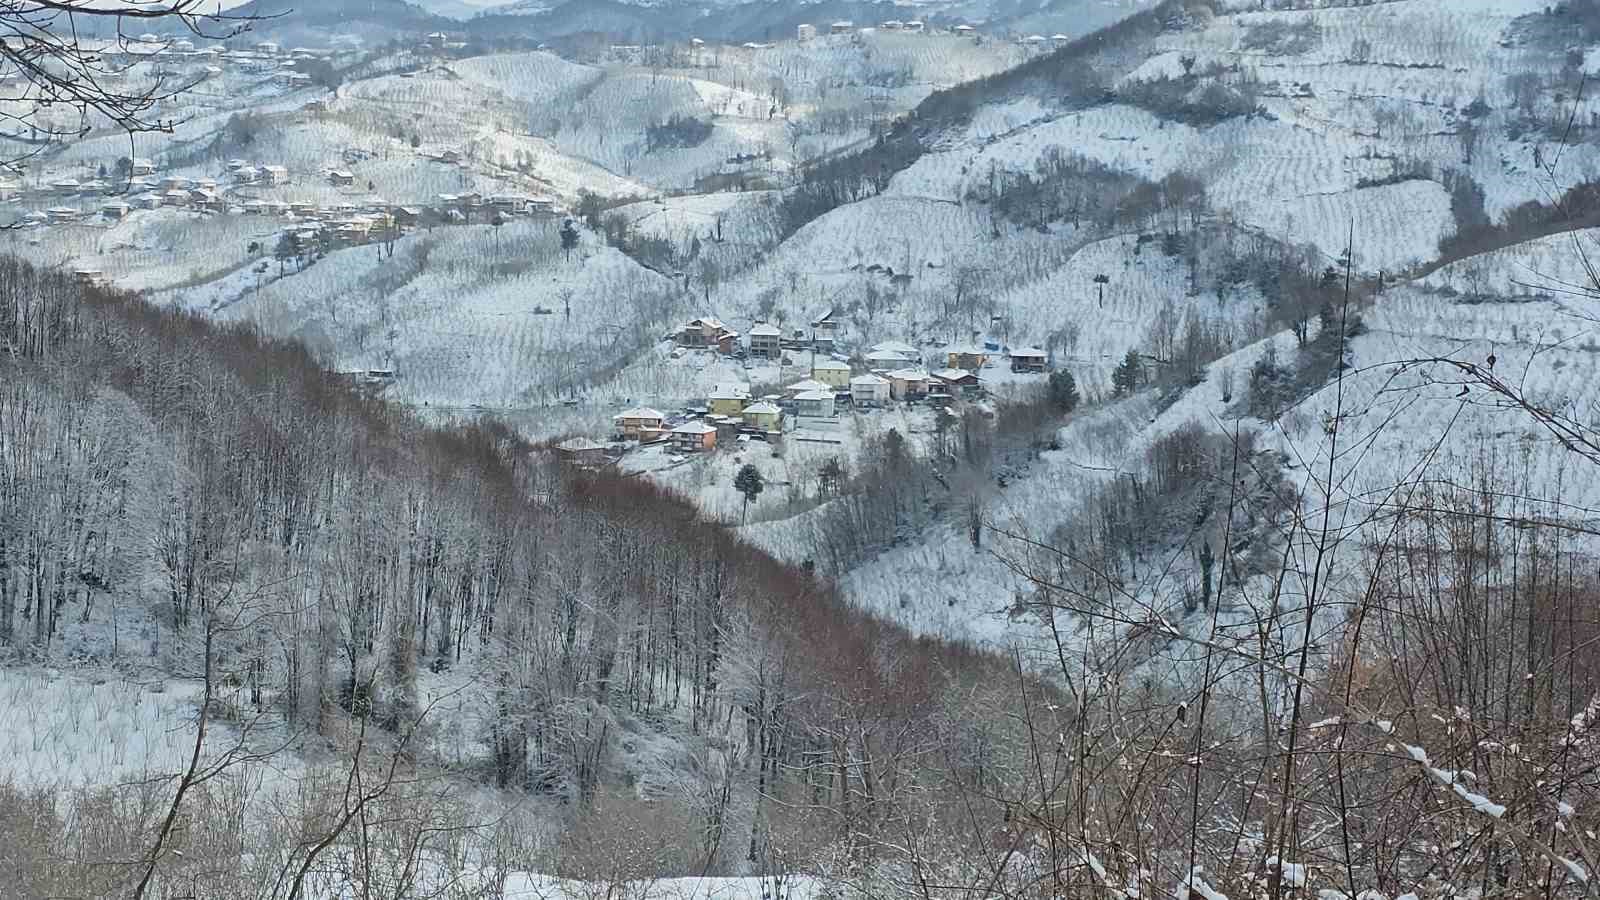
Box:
0 2 262 167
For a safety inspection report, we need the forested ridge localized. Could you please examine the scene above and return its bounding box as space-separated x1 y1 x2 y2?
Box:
0 255 1041 892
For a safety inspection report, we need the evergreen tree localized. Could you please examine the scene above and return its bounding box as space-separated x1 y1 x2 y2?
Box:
559 218 580 261
1047 369 1080 413
734 463 765 523
273 232 298 277
1111 350 1143 396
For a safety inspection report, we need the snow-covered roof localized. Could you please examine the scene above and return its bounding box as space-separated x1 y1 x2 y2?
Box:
872 340 919 355
887 367 930 380
851 373 890 386
866 350 912 363
1010 346 1047 358
946 345 988 355
710 383 750 400
749 322 782 336
794 390 834 402
812 358 850 371
614 407 665 420
557 437 607 452
787 378 831 393
743 401 781 415
933 368 978 381
672 421 717 435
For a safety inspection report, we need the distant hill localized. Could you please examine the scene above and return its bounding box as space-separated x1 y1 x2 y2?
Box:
224 0 455 44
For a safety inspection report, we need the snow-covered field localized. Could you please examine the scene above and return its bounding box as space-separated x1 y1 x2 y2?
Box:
189 218 679 409
0 668 205 790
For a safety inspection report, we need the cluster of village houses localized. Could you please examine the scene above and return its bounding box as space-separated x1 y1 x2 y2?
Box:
792 20 1067 44
34 148 559 287
556 313 1050 465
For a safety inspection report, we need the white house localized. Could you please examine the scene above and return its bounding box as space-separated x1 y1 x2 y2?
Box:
748 322 782 359
830 21 854 34
797 23 817 41
886 367 931 400
794 389 836 417
129 158 156 176
101 200 131 220
261 165 289 185
850 373 891 407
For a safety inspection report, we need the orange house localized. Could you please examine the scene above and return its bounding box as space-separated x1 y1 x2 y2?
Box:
671 421 718 451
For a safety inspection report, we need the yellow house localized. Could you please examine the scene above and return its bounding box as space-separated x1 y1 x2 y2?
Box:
708 383 751 417
811 358 851 388
946 347 989 370
741 401 782 431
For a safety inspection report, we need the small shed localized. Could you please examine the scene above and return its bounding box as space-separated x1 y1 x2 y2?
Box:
45 206 78 223
794 390 836 418
742 400 782 431
130 158 156 176
101 200 131 220
328 169 355 186
850 373 891 407
556 437 608 465
671 420 718 452
811 358 852 388
1010 347 1048 373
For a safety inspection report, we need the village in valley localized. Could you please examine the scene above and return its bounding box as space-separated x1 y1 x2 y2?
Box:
555 304 1053 521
